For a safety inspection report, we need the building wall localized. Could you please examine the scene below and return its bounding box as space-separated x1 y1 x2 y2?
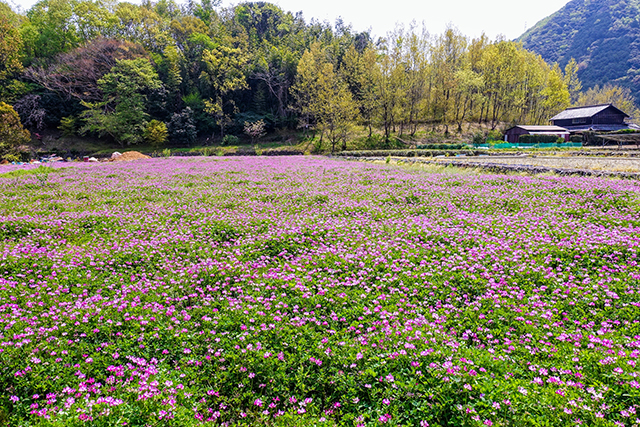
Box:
553 118 592 128
592 111 626 125
504 129 569 143
504 128 528 143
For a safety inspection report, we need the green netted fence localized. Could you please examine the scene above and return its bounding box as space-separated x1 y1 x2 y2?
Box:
475 142 583 149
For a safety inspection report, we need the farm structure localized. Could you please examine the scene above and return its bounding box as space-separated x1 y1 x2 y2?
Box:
550 104 633 132
503 125 570 143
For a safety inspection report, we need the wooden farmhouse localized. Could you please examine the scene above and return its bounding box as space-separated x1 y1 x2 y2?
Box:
550 104 631 132
503 125 570 143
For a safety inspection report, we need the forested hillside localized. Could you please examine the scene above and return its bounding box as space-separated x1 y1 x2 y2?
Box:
0 0 627 154
519 0 640 103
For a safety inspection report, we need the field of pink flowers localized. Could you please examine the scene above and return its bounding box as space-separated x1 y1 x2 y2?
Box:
1 156 639 427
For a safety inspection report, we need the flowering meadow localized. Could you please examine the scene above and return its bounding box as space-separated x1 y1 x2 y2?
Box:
1 156 639 427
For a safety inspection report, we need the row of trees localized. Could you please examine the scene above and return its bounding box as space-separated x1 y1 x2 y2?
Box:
0 0 638 153
293 28 586 151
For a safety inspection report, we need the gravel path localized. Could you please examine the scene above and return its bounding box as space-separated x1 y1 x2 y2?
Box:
437 156 640 172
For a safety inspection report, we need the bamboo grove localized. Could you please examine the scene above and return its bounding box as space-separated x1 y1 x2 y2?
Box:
0 0 592 147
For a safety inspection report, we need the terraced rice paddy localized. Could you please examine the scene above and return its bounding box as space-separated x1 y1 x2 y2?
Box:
437 156 640 173
0 156 639 426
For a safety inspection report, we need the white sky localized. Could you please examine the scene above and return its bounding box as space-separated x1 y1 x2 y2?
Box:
9 0 572 41
261 0 572 40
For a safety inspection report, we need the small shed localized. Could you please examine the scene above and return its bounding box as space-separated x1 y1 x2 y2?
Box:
503 125 570 143
550 104 630 131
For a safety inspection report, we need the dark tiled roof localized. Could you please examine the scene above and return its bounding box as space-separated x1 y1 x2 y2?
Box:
550 104 629 121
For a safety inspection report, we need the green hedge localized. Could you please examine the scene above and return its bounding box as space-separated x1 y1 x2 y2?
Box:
261 147 305 156
336 149 479 157
519 134 563 144
416 143 471 150
223 148 257 156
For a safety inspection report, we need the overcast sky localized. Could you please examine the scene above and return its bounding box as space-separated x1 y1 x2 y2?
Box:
9 0 572 41
261 0 573 40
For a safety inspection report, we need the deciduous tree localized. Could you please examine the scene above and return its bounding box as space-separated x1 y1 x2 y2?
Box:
81 58 163 145
0 2 23 82
342 45 378 137
541 64 570 119
564 58 582 105
577 84 639 121
22 0 78 60
144 119 168 146
26 39 148 102
293 43 357 151
0 102 30 159
243 119 266 144
200 42 248 137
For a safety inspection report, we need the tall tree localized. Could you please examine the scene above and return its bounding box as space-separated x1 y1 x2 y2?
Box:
292 42 324 136
73 0 118 42
374 29 408 140
577 84 639 121
293 42 357 151
22 0 78 61
317 61 358 152
81 58 163 145
0 2 24 82
200 40 248 137
114 2 172 53
541 64 570 120
402 24 431 136
431 27 467 133
563 58 582 105
342 45 378 137
479 40 527 129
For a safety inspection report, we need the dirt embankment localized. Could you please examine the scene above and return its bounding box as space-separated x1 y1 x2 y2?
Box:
110 151 151 162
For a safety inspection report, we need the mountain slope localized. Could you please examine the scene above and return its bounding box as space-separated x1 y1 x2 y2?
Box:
518 0 640 101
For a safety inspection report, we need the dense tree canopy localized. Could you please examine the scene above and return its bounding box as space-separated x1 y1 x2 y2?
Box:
0 0 636 147
519 0 640 104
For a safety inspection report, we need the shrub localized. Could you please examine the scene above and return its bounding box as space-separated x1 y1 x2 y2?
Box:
201 147 216 156
519 134 562 144
472 132 484 145
58 116 76 137
261 147 305 156
144 120 168 147
416 143 470 150
221 134 239 146
486 129 503 141
0 102 30 160
13 95 46 131
335 149 477 157
570 135 583 143
243 120 266 144
2 153 20 163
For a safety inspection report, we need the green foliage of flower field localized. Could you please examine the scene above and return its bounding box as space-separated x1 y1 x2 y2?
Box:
0 157 639 426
